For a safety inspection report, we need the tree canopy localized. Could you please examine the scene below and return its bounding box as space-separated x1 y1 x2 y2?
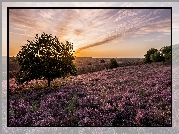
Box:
150 51 165 63
15 32 77 87
160 46 171 60
144 48 158 64
144 46 171 64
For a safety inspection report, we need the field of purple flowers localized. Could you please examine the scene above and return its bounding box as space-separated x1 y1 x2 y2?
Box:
9 63 171 127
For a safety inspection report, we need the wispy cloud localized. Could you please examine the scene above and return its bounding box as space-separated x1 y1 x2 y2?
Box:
10 9 45 38
144 39 155 42
75 9 171 53
137 18 171 35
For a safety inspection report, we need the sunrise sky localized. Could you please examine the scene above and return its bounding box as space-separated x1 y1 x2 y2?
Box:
4 3 174 58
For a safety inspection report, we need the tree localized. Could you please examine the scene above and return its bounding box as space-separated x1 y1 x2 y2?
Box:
160 46 171 60
109 58 119 69
150 51 165 63
144 48 158 64
15 32 77 87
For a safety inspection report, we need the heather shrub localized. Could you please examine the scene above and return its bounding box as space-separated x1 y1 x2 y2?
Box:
9 63 171 126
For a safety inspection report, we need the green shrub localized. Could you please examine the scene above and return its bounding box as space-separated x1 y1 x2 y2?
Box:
109 58 119 69
100 59 105 63
88 62 92 65
139 89 145 95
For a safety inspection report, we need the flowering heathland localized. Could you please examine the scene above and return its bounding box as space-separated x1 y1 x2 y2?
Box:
9 63 171 126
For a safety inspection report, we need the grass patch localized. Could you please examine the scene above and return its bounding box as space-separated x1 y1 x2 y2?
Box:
139 88 145 96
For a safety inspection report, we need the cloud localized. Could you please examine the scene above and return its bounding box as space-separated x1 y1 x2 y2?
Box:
144 39 155 42
55 9 117 43
75 9 171 53
75 32 122 53
114 9 142 22
9 9 48 38
139 18 171 35
38 9 56 19
9 9 38 29
10 9 54 29
75 23 150 53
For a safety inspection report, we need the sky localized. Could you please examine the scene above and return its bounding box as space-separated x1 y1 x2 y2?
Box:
2 2 178 58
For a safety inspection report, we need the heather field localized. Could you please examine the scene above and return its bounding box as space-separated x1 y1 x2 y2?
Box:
8 63 171 127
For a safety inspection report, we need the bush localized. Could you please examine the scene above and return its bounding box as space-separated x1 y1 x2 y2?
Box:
100 59 105 63
109 58 119 69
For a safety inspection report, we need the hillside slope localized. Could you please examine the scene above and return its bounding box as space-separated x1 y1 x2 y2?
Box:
9 64 171 126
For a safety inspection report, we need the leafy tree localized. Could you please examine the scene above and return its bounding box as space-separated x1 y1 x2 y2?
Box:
160 46 171 60
144 48 158 63
109 58 119 69
15 32 77 87
150 51 165 63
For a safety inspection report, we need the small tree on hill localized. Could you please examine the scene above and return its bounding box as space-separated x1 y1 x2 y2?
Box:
100 59 105 63
15 32 77 87
144 48 158 64
109 58 119 69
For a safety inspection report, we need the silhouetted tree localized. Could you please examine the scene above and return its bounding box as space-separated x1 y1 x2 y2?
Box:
15 32 77 87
